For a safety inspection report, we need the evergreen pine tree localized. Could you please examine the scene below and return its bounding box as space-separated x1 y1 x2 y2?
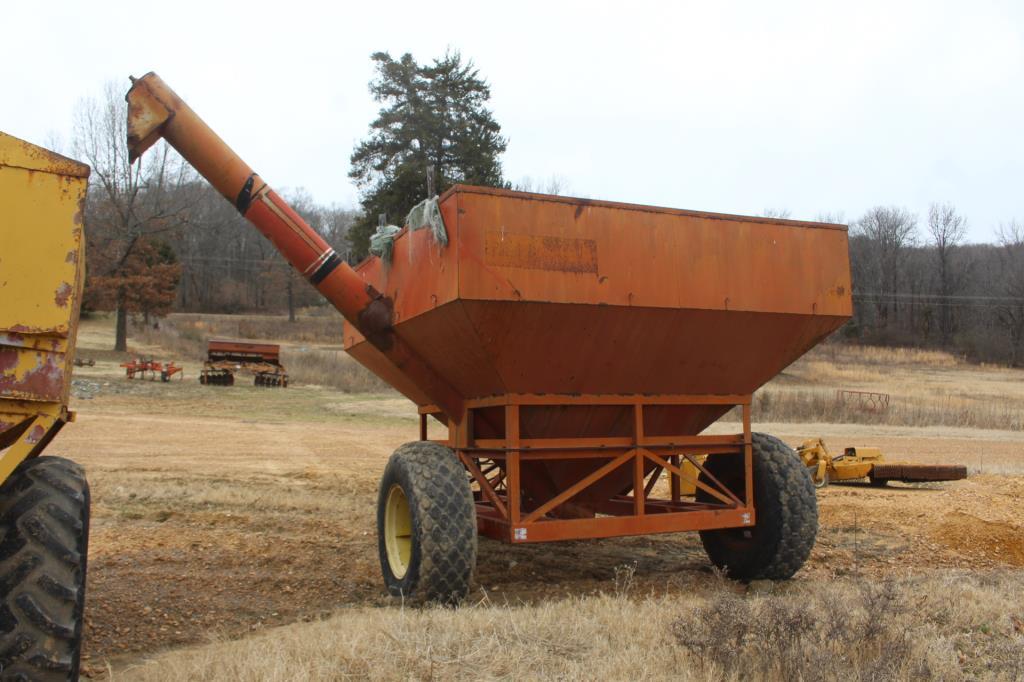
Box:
349 51 507 259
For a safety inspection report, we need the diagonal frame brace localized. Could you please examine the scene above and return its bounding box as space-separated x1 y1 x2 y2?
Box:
459 452 508 520
521 449 636 524
681 452 745 506
642 450 741 507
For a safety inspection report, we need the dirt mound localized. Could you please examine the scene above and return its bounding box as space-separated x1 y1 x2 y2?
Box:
933 512 1024 566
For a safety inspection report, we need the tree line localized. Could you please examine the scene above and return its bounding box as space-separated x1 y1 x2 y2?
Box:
844 206 1024 365
71 55 1024 366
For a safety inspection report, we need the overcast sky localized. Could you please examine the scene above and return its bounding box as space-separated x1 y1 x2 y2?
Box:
4 0 1022 242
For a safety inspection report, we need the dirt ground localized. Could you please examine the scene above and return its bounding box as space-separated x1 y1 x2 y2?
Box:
52 321 1024 675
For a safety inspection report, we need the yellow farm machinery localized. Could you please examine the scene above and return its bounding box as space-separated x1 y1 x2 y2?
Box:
796 438 967 488
0 132 91 680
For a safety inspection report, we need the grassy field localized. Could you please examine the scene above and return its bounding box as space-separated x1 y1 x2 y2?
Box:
59 314 1024 679
111 309 1024 430
121 572 1024 681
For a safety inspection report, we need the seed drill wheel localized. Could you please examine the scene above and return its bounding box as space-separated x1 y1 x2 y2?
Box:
376 442 476 604
0 456 90 681
696 433 817 581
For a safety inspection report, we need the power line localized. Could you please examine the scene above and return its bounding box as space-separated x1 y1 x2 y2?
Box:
854 291 1024 303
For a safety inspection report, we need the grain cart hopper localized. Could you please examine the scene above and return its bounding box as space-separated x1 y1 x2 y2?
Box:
126 73 852 603
0 132 91 680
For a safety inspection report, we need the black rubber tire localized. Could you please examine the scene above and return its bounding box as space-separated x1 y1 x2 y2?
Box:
868 475 889 487
376 442 476 605
0 456 90 681
697 433 817 581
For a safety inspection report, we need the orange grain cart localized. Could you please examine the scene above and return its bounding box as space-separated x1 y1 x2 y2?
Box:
126 72 852 604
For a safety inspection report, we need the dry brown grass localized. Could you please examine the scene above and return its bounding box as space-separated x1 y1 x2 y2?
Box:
114 571 1024 681
722 387 1024 431
64 315 1024 679
167 308 345 345
754 342 1024 431
128 314 1024 430
280 347 390 393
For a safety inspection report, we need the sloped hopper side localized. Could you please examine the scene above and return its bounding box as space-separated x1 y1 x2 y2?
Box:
345 186 851 510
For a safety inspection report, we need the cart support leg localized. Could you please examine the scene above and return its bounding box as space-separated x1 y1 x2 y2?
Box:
743 403 753 505
505 404 520 526
633 404 645 516
670 454 681 503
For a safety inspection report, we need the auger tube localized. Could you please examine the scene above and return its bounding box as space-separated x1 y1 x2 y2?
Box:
125 72 463 422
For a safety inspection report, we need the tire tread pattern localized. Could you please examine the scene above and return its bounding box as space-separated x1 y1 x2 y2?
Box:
0 456 89 682
377 442 476 605
698 433 817 581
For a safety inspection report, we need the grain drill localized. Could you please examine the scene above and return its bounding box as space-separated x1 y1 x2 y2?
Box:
200 338 288 387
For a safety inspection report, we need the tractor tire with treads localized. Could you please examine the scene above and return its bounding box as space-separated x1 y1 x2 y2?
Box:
0 456 89 682
697 433 817 581
376 442 476 605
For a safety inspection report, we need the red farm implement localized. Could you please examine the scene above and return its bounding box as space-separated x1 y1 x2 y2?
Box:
120 358 183 382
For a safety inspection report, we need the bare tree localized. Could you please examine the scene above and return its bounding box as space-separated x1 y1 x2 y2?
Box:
320 205 358 262
814 211 846 224
927 202 969 345
761 208 792 219
852 206 918 326
73 81 194 350
281 189 326 323
994 220 1024 366
514 175 570 196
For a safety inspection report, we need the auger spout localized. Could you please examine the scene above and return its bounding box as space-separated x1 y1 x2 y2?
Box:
125 72 463 422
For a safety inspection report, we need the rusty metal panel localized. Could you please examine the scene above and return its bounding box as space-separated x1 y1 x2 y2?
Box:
454 185 851 315
348 199 461 329
346 185 851 413
0 133 88 337
0 131 88 413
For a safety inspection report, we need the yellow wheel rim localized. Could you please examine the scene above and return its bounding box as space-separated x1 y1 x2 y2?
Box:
384 484 412 579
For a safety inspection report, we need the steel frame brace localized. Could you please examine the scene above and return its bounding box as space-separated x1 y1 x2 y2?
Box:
421 393 756 544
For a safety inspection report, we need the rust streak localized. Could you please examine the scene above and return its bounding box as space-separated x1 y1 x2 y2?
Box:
25 424 45 444
485 231 598 274
356 289 396 351
54 282 73 307
0 352 64 401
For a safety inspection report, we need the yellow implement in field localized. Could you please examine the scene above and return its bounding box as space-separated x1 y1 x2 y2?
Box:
0 131 88 477
796 438 967 488
0 131 92 681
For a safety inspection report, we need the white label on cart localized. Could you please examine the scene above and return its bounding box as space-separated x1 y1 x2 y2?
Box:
742 513 752 525
514 527 528 541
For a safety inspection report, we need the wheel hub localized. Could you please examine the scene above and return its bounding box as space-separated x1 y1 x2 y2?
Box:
384 484 412 579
